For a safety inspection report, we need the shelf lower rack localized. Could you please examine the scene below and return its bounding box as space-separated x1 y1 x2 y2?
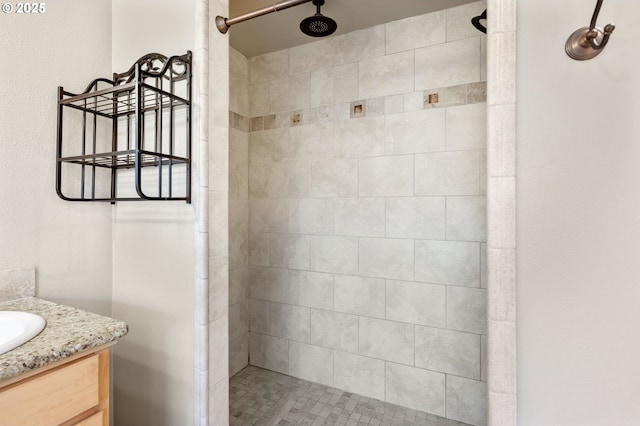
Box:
59 150 190 170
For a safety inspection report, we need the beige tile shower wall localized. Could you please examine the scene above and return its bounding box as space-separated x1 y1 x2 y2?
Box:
246 2 487 425
229 47 250 377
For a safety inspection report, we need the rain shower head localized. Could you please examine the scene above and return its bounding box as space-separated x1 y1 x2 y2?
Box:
300 0 337 37
471 9 487 34
215 0 337 38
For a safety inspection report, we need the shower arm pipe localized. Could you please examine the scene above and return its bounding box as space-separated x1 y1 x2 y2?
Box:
216 0 313 34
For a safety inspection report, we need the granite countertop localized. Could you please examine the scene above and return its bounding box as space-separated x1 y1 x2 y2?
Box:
0 297 128 382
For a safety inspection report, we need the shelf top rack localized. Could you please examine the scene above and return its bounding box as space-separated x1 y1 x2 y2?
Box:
58 52 191 119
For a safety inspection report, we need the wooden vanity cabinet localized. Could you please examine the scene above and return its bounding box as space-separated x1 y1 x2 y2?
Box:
0 347 110 426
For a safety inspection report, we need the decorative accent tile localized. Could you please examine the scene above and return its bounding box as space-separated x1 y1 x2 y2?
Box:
350 101 365 118
250 116 263 132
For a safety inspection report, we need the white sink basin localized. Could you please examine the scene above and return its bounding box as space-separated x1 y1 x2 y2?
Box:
0 311 46 355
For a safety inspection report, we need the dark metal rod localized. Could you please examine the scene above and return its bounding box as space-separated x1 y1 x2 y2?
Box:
55 87 65 200
111 75 119 203
134 65 143 198
157 77 163 198
92 97 97 199
168 73 174 198
216 0 312 33
186 51 192 203
81 99 87 199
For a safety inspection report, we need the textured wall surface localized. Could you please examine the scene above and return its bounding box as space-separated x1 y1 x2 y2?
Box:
0 0 113 316
110 0 196 424
517 1 640 425
229 47 251 378
240 2 488 424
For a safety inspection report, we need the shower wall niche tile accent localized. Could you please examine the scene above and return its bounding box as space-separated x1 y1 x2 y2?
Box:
232 2 488 424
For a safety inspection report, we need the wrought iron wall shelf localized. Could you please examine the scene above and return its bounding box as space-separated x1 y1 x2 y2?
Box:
56 51 192 203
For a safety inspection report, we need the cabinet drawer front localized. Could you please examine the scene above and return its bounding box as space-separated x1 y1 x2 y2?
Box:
74 410 104 426
0 354 99 426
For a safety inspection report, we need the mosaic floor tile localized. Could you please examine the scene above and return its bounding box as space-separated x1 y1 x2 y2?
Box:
230 366 470 426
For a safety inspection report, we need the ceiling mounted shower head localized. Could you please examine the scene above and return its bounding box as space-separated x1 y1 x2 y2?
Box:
471 9 487 34
300 0 337 37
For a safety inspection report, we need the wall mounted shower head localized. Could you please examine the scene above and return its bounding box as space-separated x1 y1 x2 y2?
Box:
300 0 337 37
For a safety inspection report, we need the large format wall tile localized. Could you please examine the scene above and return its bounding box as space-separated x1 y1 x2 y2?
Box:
415 240 481 287
229 128 249 199
334 198 385 237
249 299 270 335
269 302 311 343
229 199 248 270
359 51 415 99
446 1 487 42
386 197 446 240
248 232 269 266
249 163 287 199
249 82 269 117
386 280 446 328
249 333 288 374
415 326 481 379
446 196 487 241
310 309 359 353
334 116 385 159
229 301 248 341
289 38 334 75
229 267 248 306
334 274 385 319
384 109 446 155
359 238 415 281
333 351 385 401
269 233 310 270
288 198 333 235
359 155 414 197
289 122 334 160
447 286 487 334
289 270 333 310
309 158 358 198
333 25 385 65
249 198 288 233
229 333 248 377
249 50 289 84
385 11 446 54
446 375 487 426
269 73 311 113
310 236 358 275
359 317 414 365
385 363 446 416
310 63 359 107
415 38 481 90
446 103 487 151
415 151 481 196
250 128 289 164
289 341 334 387
249 266 289 303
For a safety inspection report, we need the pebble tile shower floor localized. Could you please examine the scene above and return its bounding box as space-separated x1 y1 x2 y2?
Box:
230 366 470 426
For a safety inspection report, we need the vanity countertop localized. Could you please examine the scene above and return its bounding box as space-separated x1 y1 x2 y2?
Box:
0 297 128 382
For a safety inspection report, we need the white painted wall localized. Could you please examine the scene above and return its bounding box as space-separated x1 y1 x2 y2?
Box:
517 1 640 424
0 0 113 315
111 0 195 424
